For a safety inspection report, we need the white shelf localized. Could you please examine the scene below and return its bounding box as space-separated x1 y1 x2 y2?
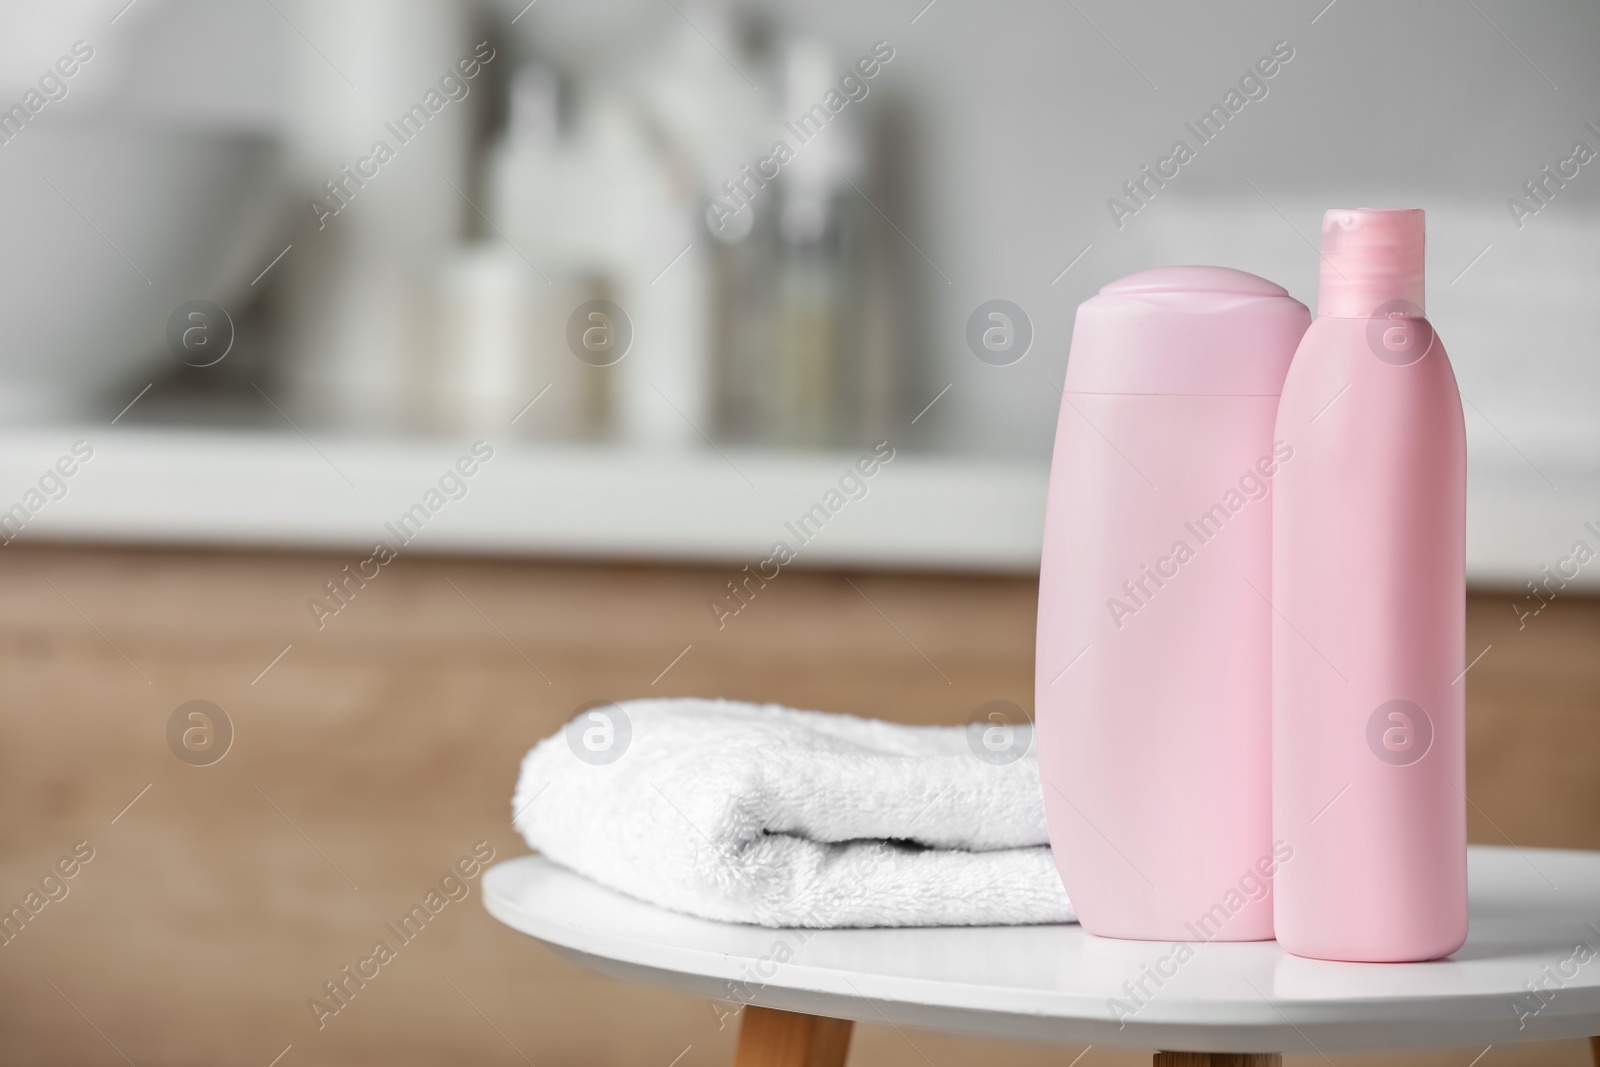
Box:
0 425 1593 586
0 426 1046 571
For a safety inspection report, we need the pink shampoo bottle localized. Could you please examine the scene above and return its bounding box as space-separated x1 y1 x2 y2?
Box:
1036 267 1309 941
1271 209 1468 962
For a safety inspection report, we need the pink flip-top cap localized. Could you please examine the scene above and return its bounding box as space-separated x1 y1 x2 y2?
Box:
1318 208 1426 319
1064 265 1309 396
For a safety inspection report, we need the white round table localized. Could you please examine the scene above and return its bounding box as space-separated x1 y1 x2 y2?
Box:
484 846 1600 1067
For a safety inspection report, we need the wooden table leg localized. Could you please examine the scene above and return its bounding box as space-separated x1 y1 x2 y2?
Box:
734 1006 853 1067
1589 1035 1599 1067
1155 1054 1281 1067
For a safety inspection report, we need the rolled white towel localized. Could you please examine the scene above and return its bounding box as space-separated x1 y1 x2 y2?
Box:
511 697 1074 928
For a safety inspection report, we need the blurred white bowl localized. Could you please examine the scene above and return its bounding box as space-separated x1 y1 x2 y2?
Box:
0 119 283 419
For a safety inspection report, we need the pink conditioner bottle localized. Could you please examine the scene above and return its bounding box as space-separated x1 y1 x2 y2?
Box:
1272 209 1468 962
1037 267 1308 941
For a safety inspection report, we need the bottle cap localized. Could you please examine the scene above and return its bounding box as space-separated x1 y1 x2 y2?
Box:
1065 266 1309 396
1317 208 1426 319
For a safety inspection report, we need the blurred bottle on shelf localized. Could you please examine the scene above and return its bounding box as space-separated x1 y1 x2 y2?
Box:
623 0 761 448
583 86 710 448
706 33 898 450
430 63 606 438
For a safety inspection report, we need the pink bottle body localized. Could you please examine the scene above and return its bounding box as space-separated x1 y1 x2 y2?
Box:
1271 210 1468 962
1037 267 1309 941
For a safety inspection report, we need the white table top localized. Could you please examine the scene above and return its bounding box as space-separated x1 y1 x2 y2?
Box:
484 846 1600 1053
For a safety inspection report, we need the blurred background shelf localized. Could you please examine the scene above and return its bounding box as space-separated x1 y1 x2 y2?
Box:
3 0 1595 592
3 425 1593 585
0 427 1044 571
